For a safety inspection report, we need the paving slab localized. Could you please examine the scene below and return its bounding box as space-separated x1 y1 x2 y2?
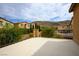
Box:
33 41 79 56
0 37 79 56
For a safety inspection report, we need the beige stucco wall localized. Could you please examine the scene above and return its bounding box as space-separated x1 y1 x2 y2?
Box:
0 18 6 28
57 25 67 30
71 4 79 44
15 22 30 29
33 29 41 37
18 23 26 28
0 18 14 28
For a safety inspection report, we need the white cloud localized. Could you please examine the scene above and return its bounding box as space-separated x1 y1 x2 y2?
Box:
0 3 72 22
23 3 72 21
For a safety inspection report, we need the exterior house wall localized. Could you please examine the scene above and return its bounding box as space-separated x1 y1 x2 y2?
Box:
0 18 6 28
57 25 67 30
0 18 14 29
56 25 73 39
71 4 79 44
14 22 30 29
33 29 41 37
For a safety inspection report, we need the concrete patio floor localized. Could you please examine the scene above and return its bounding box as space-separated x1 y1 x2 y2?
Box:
0 37 79 56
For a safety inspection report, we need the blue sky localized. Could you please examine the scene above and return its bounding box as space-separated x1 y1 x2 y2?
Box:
0 3 73 23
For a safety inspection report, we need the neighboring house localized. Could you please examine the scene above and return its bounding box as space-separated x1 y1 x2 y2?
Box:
69 3 79 44
56 24 73 39
14 22 30 29
0 17 14 29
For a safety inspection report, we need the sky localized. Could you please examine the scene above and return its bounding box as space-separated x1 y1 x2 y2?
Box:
0 3 73 23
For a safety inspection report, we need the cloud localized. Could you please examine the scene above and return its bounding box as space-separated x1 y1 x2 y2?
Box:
0 3 31 18
0 3 72 22
22 3 72 21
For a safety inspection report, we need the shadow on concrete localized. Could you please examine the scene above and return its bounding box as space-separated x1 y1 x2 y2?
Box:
33 41 79 56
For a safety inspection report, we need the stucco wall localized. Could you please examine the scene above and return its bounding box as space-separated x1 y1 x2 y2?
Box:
72 4 79 44
18 23 30 29
14 23 30 29
0 19 6 28
57 25 67 30
0 18 14 28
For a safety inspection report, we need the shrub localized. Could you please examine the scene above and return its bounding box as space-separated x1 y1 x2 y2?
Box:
3 22 14 29
53 33 63 39
0 28 30 47
41 26 56 38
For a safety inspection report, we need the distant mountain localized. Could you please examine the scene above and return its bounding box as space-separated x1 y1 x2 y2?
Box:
57 20 71 25
32 21 58 27
32 20 71 28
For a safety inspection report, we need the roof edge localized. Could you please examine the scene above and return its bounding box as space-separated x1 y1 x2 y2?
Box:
0 17 13 24
69 3 75 12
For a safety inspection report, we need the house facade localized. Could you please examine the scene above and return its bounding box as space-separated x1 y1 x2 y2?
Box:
0 17 14 29
14 22 30 29
56 24 73 39
69 3 79 44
